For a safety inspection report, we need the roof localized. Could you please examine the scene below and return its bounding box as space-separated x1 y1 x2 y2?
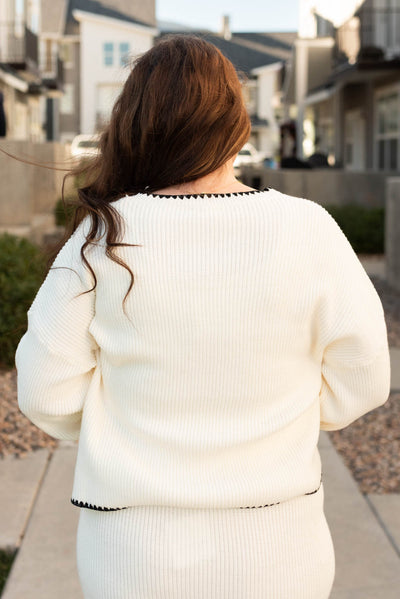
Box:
65 0 153 33
157 20 198 32
233 31 297 61
40 0 69 35
306 80 335 95
0 63 46 93
157 31 288 74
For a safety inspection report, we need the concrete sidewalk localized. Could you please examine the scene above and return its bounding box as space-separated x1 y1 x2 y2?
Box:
1 418 400 599
1 254 399 598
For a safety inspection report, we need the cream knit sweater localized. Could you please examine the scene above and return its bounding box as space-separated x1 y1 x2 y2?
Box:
15 187 391 511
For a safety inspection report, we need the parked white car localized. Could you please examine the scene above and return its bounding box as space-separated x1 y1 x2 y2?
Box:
233 143 265 171
70 134 100 158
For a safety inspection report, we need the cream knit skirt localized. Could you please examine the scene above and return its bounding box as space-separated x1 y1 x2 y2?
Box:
76 482 335 599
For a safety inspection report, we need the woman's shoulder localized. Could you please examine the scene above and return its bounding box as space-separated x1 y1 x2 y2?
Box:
266 188 332 222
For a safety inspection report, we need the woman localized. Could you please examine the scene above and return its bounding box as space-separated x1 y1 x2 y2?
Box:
15 34 391 598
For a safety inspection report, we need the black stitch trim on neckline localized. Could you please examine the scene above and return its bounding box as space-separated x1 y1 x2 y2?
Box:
70 474 322 512
141 188 270 199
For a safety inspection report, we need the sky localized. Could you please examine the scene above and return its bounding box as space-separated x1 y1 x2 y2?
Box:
156 0 300 33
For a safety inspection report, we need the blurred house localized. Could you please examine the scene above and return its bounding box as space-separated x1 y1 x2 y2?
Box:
0 0 49 141
158 17 297 159
43 0 157 142
0 1 157 142
283 0 400 172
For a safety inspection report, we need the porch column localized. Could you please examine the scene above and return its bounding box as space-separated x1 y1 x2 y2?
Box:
386 178 400 292
295 41 308 160
365 80 374 170
333 82 344 167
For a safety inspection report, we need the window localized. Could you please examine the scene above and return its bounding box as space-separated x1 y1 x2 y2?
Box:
375 90 399 171
60 83 74 114
372 0 400 57
389 138 398 170
119 42 130 67
103 42 114 66
60 42 73 68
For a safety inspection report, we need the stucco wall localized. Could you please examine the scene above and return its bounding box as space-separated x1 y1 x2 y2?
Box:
0 140 72 242
240 165 388 208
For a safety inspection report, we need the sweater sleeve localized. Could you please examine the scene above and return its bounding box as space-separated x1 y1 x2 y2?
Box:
313 205 391 431
14 216 99 441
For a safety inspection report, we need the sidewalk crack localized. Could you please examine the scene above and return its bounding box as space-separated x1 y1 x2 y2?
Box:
363 494 400 559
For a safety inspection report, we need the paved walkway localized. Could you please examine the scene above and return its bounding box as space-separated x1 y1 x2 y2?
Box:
1 255 399 598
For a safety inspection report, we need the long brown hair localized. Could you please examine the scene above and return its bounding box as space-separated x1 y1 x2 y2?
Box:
1 34 251 314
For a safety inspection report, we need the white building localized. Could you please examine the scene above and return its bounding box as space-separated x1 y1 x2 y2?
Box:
0 0 47 141
72 8 157 136
247 61 284 157
39 0 157 143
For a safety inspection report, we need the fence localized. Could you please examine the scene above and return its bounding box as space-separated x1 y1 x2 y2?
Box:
0 21 38 66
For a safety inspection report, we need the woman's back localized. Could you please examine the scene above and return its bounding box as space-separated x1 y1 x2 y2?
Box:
16 187 390 512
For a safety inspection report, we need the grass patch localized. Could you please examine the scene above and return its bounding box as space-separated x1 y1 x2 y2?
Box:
0 548 18 595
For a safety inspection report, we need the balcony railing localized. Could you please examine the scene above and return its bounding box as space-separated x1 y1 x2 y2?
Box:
39 50 65 91
25 25 38 64
335 7 400 65
0 21 38 68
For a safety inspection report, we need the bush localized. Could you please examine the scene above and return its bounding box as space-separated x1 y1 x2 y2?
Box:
54 161 92 227
324 204 384 254
54 195 77 227
0 233 47 369
0 548 18 595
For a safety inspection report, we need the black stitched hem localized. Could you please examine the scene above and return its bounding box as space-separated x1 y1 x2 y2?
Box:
70 474 323 512
240 474 323 509
141 188 270 199
71 499 128 511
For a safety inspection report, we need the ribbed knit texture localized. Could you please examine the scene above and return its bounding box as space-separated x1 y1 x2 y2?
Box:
15 187 391 511
75 482 336 599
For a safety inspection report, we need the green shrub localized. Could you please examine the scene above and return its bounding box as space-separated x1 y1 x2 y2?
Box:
324 204 384 254
0 233 47 369
0 548 18 595
54 195 77 227
54 166 92 227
